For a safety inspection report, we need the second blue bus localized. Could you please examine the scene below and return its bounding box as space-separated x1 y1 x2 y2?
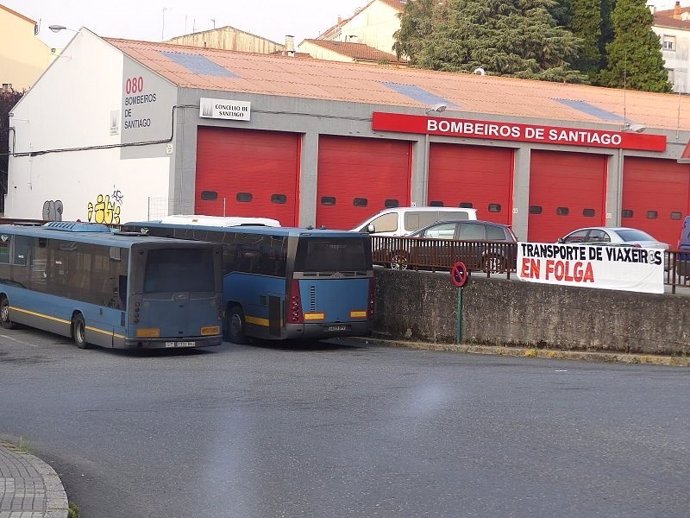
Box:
122 220 375 343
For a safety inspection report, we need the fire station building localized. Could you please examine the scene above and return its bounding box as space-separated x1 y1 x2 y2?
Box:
7 29 690 244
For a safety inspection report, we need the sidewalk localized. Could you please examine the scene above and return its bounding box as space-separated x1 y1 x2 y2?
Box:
0 442 69 518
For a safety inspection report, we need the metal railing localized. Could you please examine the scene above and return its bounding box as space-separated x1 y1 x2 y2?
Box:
371 236 690 292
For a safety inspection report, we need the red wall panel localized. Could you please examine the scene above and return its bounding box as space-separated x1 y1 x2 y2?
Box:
316 136 411 230
528 151 607 242
427 144 514 224
622 157 690 246
195 127 300 226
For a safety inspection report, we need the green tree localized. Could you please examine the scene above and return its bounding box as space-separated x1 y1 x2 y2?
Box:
0 89 24 213
599 0 671 92
394 0 586 83
569 0 602 78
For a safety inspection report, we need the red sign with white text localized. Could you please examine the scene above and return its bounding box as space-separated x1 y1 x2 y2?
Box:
372 112 666 152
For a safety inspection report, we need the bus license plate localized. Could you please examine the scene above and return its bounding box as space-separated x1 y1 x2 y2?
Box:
165 341 196 348
327 325 348 332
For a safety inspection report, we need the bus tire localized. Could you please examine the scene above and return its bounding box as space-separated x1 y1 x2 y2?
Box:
0 296 15 329
72 314 90 349
228 305 248 345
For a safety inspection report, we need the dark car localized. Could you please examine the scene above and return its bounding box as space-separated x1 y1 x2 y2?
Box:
380 220 518 272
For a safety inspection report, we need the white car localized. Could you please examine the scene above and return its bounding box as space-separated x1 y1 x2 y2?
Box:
558 227 669 250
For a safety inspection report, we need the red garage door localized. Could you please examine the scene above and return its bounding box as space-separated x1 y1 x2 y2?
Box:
427 144 514 224
528 151 607 242
622 157 690 246
316 136 411 230
195 127 300 226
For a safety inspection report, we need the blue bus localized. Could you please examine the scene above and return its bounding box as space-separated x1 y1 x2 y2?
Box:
122 219 375 343
0 222 223 350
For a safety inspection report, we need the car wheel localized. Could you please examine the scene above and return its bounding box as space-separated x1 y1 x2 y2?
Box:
389 251 409 270
72 314 90 349
227 305 248 344
0 296 15 329
482 254 506 273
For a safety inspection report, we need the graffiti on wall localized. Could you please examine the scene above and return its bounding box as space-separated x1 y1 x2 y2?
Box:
87 188 124 224
42 200 64 221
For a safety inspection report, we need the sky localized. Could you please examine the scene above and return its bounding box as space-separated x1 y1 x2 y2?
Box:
4 0 370 49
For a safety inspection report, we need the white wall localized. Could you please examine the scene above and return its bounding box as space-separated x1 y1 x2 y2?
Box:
653 25 690 93
6 29 176 222
325 1 402 55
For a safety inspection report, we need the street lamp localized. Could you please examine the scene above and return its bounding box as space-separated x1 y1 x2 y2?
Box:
48 25 76 33
425 103 447 115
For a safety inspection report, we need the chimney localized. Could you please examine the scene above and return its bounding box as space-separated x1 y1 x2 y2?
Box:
674 1 682 19
284 35 295 57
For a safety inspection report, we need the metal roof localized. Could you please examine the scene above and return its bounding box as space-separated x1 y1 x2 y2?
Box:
106 37 690 132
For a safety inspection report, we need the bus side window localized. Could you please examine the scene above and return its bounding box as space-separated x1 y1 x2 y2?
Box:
13 236 32 265
0 239 9 264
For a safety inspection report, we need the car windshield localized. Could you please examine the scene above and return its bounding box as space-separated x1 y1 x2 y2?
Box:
615 229 656 242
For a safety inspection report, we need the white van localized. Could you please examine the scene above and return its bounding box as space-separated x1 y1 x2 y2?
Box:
351 206 478 236
158 214 281 227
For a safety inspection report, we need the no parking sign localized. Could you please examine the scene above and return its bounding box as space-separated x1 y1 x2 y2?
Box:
450 261 469 287
450 261 468 343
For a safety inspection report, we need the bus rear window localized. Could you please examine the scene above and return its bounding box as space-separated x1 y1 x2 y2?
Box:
295 238 370 272
144 248 214 293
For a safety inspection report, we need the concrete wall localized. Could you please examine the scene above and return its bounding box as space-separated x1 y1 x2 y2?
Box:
373 269 690 355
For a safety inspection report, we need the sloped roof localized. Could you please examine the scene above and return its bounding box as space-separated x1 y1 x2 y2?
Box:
105 37 690 132
654 5 690 29
301 39 401 63
167 25 284 48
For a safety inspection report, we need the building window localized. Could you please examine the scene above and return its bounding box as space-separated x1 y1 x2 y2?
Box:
487 203 501 213
621 209 633 218
429 200 444 207
200 190 218 201
271 194 287 204
671 211 683 220
236 192 253 202
459 202 473 208
529 205 542 215
321 196 336 206
662 35 676 51
646 210 658 219
582 208 595 217
384 199 399 208
353 198 368 207
556 207 569 216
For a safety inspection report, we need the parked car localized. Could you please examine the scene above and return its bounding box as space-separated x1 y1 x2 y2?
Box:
352 206 478 236
378 219 517 272
557 227 669 250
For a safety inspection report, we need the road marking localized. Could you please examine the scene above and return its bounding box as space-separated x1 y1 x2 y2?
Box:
0 333 39 348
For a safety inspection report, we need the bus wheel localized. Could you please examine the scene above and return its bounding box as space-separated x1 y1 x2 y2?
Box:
0 296 15 329
228 305 248 345
72 314 90 349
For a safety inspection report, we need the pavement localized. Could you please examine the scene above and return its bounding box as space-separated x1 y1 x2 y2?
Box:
0 441 69 518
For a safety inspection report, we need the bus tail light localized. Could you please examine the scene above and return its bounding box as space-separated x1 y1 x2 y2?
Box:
287 279 304 324
367 278 376 318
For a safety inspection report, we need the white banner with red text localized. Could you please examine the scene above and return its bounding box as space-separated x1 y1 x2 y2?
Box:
517 243 664 294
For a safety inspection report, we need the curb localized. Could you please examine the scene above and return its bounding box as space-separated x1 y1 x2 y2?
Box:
353 337 690 366
0 441 69 518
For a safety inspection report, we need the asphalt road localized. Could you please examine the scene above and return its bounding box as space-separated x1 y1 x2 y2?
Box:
1 329 690 518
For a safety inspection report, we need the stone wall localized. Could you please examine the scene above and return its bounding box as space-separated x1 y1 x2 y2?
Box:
373 269 690 355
